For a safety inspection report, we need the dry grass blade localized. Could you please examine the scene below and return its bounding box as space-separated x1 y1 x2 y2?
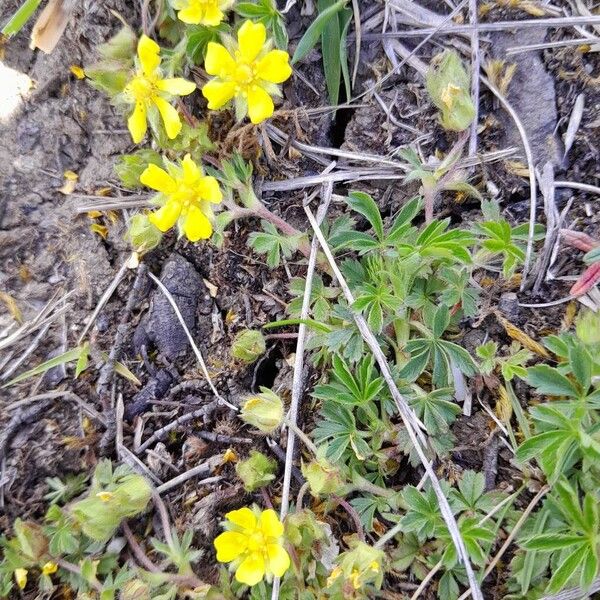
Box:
0 290 74 352
563 93 585 161
468 0 480 157
506 37 600 55
271 166 336 600
304 206 483 600
479 75 537 289
73 194 151 213
147 272 236 411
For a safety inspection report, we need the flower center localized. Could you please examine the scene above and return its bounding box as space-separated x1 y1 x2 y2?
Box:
171 181 203 214
127 75 157 101
234 62 256 87
246 530 266 552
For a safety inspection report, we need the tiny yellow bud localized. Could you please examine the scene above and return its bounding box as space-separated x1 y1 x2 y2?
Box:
42 561 58 575
70 65 86 79
96 491 114 502
14 568 27 589
222 448 238 464
326 566 342 587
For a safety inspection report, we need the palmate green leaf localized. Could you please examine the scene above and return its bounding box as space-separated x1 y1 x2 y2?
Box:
185 24 227 63
248 220 303 267
408 387 460 434
568 343 592 391
523 534 587 552
526 365 581 398
547 544 588 593
292 0 347 64
346 191 385 241
318 0 342 106
264 318 332 333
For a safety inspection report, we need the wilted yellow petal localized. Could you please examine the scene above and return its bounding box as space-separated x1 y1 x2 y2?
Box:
149 201 181 232
152 96 182 139
237 20 266 63
496 313 550 359
90 223 108 239
156 77 196 96
226 507 257 531
41 562 58 576
14 568 27 590
140 164 176 193
259 509 284 538
256 50 292 84
128 101 147 144
202 79 236 109
70 65 85 79
205 42 236 78
196 176 222 203
235 552 266 586
214 531 248 562
267 544 290 577
0 292 22 323
247 85 274 124
222 448 237 463
183 204 212 241
138 34 161 76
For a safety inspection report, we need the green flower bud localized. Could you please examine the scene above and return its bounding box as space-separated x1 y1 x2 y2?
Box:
328 539 385 592
426 50 475 131
240 387 283 433
235 450 277 491
576 309 600 346
127 213 162 253
301 459 344 497
231 329 266 363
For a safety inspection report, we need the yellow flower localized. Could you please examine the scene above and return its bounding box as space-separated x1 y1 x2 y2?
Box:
140 154 222 241
171 0 234 25
214 506 290 586
124 35 196 143
41 562 58 576
14 568 27 590
202 20 292 124
96 491 114 502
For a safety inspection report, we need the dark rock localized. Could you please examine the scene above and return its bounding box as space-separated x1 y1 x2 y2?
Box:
490 30 563 168
125 369 173 420
133 253 209 360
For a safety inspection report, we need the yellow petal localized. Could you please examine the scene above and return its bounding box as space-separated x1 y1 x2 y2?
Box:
202 80 236 109
247 85 274 124
148 201 181 232
14 568 27 590
178 5 203 23
266 543 290 578
140 164 176 193
237 20 266 63
127 101 147 143
226 507 257 531
196 176 222 203
182 153 201 183
257 50 292 84
153 96 182 139
205 42 236 77
138 34 161 77
156 77 196 96
183 204 212 242
235 552 266 586
214 531 248 562
259 509 284 538
202 4 225 26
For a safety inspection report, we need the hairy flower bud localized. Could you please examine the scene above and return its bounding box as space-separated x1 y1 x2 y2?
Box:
240 387 283 433
235 450 277 491
231 329 266 363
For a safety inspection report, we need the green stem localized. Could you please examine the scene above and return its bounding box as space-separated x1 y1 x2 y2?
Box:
282 417 319 456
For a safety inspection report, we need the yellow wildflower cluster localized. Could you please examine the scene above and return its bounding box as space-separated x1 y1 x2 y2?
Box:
124 35 196 143
170 0 234 25
202 20 292 124
214 506 290 586
141 154 222 241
